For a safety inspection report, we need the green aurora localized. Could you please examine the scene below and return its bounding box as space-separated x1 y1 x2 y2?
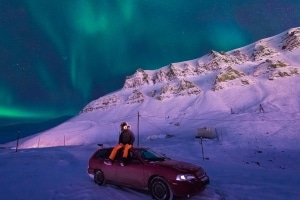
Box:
0 0 299 125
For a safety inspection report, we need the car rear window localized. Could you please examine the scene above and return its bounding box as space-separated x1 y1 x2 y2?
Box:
94 149 110 159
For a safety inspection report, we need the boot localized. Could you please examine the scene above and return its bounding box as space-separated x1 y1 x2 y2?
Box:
120 157 127 166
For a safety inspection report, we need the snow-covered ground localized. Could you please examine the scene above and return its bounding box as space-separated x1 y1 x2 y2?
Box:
1 123 300 200
1 28 300 199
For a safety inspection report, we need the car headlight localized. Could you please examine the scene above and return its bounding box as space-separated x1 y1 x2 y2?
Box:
176 174 196 181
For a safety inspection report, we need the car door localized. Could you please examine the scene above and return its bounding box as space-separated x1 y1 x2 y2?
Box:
101 160 118 182
98 149 118 182
116 151 146 188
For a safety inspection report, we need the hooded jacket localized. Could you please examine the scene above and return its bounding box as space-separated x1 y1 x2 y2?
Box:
119 129 135 145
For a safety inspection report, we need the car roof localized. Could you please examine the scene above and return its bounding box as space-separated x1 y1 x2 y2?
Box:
98 146 149 151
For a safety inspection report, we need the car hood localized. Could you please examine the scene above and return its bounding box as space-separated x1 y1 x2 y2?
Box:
151 159 201 173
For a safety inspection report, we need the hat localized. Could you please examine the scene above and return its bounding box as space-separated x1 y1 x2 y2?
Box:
120 122 128 127
120 122 130 129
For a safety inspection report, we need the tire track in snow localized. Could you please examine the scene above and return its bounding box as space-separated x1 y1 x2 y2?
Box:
50 181 151 200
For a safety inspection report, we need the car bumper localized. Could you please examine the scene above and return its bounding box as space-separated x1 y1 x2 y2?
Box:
87 167 94 179
169 174 210 197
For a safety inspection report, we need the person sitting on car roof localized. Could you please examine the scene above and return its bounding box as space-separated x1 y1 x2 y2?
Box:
104 122 135 166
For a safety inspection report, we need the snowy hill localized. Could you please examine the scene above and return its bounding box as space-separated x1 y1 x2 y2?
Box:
1 27 300 200
13 27 300 149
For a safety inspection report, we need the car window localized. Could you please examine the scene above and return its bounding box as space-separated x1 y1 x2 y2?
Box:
115 149 134 161
115 149 124 160
94 149 110 159
128 151 142 164
137 149 166 161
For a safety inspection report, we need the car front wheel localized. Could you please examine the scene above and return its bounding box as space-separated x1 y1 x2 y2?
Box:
94 170 105 186
150 177 173 200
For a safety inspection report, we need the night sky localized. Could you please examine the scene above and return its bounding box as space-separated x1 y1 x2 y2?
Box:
0 0 300 125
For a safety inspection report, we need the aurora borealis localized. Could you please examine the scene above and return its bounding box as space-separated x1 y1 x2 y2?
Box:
0 0 300 125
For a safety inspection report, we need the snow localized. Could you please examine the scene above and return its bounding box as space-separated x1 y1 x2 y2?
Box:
1 28 300 199
1 129 300 199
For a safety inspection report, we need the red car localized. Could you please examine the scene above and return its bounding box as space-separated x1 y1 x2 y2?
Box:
87 147 209 200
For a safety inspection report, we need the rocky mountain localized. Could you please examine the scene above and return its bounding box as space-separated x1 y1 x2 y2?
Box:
82 27 300 113
14 27 300 148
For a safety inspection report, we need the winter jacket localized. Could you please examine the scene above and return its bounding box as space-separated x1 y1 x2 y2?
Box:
119 129 135 145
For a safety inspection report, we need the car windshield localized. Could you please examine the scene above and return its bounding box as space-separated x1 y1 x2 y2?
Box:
137 149 167 162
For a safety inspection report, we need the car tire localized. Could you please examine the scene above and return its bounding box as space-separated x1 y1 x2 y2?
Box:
150 177 173 200
94 170 105 186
